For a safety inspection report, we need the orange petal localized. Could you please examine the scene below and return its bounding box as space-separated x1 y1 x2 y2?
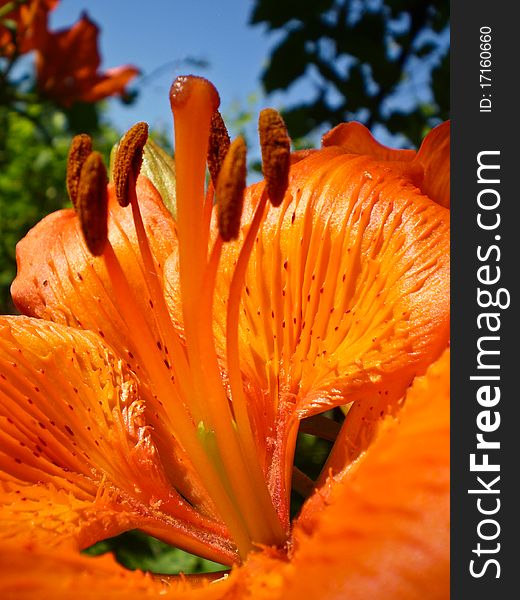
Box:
12 180 173 441
35 13 138 106
0 316 234 564
0 539 239 598
12 175 222 518
287 350 449 599
0 0 58 56
35 13 101 104
0 541 169 598
414 121 450 208
79 65 140 103
0 483 142 550
165 131 449 519
322 122 416 162
0 352 449 598
221 350 449 599
213 144 449 422
12 175 175 338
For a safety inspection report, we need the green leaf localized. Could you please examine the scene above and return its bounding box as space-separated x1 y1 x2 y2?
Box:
141 139 177 219
262 27 310 93
250 0 334 29
83 531 226 575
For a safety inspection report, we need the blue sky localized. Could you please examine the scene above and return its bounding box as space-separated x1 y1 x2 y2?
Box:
48 1 448 152
50 1 280 139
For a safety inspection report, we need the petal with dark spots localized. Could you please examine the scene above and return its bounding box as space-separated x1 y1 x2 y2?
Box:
213 147 449 425
281 350 450 600
3 351 448 599
0 316 234 564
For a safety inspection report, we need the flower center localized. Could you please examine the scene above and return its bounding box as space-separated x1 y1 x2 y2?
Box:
69 75 292 560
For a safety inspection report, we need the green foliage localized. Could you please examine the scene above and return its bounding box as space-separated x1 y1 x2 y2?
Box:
84 530 226 575
0 102 119 313
140 138 177 218
251 0 449 146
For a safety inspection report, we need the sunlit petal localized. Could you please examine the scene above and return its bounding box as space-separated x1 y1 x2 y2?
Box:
0 316 234 563
322 121 416 161
10 177 211 507
287 350 449 599
0 541 171 598
202 144 448 502
414 121 450 208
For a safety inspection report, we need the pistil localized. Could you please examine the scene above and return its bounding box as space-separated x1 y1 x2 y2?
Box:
170 76 285 549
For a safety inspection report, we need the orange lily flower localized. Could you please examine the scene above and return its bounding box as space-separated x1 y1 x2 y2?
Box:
0 0 57 57
1 76 450 597
34 12 139 106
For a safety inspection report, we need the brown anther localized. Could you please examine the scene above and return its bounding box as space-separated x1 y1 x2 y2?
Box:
66 134 93 209
76 152 108 256
208 110 231 187
258 108 291 207
216 137 247 242
113 122 149 207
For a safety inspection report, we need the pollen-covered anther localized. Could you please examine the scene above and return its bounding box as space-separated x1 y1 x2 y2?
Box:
113 122 149 207
216 137 247 242
76 151 108 256
207 110 231 187
258 108 291 207
66 134 93 209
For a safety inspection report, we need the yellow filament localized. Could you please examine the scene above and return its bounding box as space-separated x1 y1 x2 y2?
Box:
225 191 285 540
125 171 194 406
199 235 285 545
102 242 252 556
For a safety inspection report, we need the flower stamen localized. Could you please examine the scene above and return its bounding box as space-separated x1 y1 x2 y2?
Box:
113 124 194 403
208 110 231 187
65 121 250 554
216 137 246 242
65 77 291 560
113 121 149 208
66 133 93 208
258 108 291 207
76 151 108 256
